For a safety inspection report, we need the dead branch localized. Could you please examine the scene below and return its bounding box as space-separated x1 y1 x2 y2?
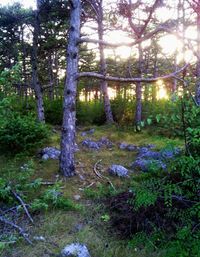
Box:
11 190 34 224
93 160 116 191
78 63 189 83
0 215 33 245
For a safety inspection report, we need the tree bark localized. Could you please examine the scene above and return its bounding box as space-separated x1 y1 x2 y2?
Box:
59 0 81 177
135 43 143 128
31 0 45 123
97 0 114 124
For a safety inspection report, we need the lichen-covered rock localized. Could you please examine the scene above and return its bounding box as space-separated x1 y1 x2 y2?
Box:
131 158 166 172
131 146 181 172
41 147 61 160
82 139 100 150
119 142 138 151
119 142 128 150
108 164 129 177
61 243 90 257
82 137 113 150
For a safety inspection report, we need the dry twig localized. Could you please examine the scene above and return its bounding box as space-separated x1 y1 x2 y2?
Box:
0 215 33 244
11 190 34 224
93 160 116 192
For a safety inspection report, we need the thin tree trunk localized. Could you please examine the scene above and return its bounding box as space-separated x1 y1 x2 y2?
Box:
135 43 142 128
98 0 114 124
48 54 54 100
59 0 81 177
31 0 45 123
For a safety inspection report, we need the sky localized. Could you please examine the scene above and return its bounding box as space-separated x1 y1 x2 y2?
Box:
0 0 35 8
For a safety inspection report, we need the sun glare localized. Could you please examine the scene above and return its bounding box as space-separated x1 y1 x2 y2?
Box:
156 80 168 99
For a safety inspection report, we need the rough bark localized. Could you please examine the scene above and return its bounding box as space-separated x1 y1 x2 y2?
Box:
97 0 114 124
31 0 45 123
59 0 81 177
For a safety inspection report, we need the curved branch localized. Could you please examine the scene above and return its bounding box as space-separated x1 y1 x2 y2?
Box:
78 63 189 83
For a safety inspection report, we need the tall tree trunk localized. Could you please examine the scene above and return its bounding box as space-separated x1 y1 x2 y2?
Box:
48 54 54 100
32 0 45 123
135 43 142 128
59 0 81 177
98 0 114 124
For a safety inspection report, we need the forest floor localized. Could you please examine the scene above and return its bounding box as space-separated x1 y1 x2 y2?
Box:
0 125 183 257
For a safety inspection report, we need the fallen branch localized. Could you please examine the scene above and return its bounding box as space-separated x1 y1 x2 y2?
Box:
93 160 116 192
11 190 34 224
0 215 33 245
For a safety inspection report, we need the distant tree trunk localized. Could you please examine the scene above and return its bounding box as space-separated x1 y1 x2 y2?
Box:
59 0 81 177
31 0 45 123
48 54 54 100
152 58 158 102
135 43 142 128
97 0 114 124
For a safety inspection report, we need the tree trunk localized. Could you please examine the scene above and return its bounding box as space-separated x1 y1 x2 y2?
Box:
59 0 81 177
48 54 54 100
32 0 45 123
97 0 114 124
135 43 142 128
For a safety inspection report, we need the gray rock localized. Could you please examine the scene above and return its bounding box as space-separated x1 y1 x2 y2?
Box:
33 236 45 241
119 142 138 151
61 243 90 257
82 137 113 150
73 194 81 201
119 142 128 150
42 154 50 160
108 164 129 177
127 144 138 151
80 132 87 137
41 147 61 160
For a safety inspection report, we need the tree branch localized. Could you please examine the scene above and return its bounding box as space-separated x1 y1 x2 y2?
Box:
78 63 189 83
0 216 33 245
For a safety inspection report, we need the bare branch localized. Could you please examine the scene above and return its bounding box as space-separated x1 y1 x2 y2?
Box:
12 190 34 224
78 63 189 83
0 216 33 245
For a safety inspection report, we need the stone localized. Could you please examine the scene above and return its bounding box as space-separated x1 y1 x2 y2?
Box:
73 194 81 201
61 243 91 257
82 139 100 150
127 144 138 151
108 164 129 177
42 154 49 160
82 137 113 150
33 236 45 241
119 142 138 151
119 142 128 150
41 147 61 160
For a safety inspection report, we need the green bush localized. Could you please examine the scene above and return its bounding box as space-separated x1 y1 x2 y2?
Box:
0 114 49 153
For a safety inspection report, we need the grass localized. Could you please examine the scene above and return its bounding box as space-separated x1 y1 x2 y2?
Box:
0 125 183 257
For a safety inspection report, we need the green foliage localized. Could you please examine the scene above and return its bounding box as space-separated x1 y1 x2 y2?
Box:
77 101 106 125
44 98 63 125
0 97 50 153
0 159 79 215
129 227 200 257
0 64 22 97
84 184 117 199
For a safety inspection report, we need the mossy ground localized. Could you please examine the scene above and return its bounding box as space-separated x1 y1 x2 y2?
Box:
0 125 182 257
